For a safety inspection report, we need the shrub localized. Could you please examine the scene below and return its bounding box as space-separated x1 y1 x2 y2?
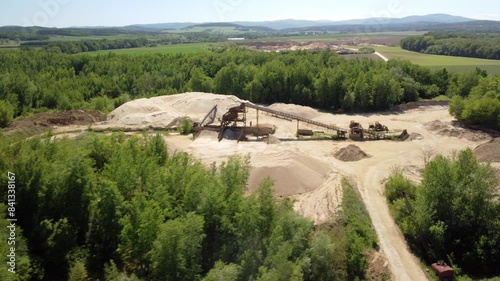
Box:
0 100 14 128
177 117 192 135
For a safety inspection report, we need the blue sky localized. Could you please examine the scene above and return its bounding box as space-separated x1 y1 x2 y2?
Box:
1 0 499 27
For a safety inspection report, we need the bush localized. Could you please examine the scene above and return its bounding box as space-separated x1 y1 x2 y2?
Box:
177 117 192 135
385 171 416 204
90 96 113 113
0 100 14 128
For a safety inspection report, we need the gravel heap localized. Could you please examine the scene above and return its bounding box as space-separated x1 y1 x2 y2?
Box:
334 145 370 162
473 138 500 163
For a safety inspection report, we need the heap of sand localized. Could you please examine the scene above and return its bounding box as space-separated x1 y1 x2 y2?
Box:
248 150 331 197
105 92 244 129
268 103 321 119
334 145 371 162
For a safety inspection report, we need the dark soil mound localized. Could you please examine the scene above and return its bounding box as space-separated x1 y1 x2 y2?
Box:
9 110 106 129
334 145 370 162
4 110 107 137
474 138 500 163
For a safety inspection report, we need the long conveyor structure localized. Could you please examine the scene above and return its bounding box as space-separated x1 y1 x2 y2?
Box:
194 102 404 141
244 102 346 133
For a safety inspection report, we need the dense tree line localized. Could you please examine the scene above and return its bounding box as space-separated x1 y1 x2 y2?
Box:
36 28 150 37
1 47 485 128
0 133 378 280
401 32 500 60
0 32 49 41
19 38 151 54
19 33 262 53
385 149 500 278
449 74 500 130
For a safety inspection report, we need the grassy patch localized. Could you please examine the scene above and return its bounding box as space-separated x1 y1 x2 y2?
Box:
431 95 451 101
373 46 500 74
340 178 378 251
316 178 384 280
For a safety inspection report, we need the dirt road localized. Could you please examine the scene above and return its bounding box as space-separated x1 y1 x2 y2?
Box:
375 51 389 62
358 157 427 280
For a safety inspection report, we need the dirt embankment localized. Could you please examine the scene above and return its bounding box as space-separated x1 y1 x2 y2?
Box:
425 120 491 142
391 101 449 111
5 110 106 135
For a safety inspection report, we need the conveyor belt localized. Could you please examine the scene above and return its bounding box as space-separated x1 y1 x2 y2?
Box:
244 102 345 132
199 105 217 127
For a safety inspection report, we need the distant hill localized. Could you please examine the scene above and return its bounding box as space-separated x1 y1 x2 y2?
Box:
280 20 500 34
395 14 472 24
329 14 473 25
233 14 473 29
121 14 476 32
124 22 197 31
232 19 331 30
2 14 497 38
179 22 276 34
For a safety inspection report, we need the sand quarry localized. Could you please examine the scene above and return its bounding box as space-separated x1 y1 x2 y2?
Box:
51 92 498 281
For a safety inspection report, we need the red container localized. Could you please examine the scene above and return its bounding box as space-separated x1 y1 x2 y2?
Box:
431 262 455 279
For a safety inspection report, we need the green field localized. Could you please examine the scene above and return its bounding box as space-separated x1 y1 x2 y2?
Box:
87 42 214 55
374 46 500 74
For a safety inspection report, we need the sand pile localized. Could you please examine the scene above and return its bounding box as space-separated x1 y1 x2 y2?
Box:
106 92 243 128
263 135 281 144
424 120 491 142
268 103 320 119
334 145 370 162
292 172 342 224
473 138 500 163
248 151 330 197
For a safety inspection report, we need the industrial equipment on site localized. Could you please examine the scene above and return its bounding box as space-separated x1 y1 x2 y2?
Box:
431 261 454 279
193 102 408 142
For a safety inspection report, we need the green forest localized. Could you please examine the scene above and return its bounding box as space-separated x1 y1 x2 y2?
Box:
20 38 150 54
449 74 500 130
400 32 500 60
0 133 379 281
1 46 496 129
385 149 500 279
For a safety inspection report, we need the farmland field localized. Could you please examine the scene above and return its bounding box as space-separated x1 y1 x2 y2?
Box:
87 42 214 55
373 46 500 74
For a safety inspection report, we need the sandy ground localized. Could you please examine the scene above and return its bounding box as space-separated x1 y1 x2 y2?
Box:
49 93 494 281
